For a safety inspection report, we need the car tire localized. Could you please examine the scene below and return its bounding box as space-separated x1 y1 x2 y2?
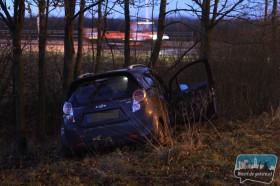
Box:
59 143 85 159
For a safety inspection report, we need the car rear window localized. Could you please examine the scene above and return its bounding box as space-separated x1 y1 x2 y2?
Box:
69 75 139 106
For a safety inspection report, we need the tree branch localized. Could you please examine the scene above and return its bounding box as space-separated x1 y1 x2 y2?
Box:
211 0 244 29
193 0 203 8
72 0 104 20
211 0 220 25
0 0 14 28
0 12 10 28
165 21 199 33
165 8 197 15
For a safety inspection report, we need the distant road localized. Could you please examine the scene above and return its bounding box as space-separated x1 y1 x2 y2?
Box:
0 30 196 54
0 29 194 41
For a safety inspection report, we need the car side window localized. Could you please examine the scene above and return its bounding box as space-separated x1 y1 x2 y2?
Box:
143 72 156 87
146 71 168 98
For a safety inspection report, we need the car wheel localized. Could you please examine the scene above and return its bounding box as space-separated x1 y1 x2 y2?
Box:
59 143 86 159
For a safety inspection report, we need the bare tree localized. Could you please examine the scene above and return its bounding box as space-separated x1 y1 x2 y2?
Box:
199 0 211 59
63 0 102 96
264 0 269 21
271 0 277 22
271 0 278 58
124 0 131 67
99 0 116 69
192 0 244 59
0 0 27 153
95 0 103 72
37 0 50 141
74 0 85 77
63 0 76 97
149 0 166 68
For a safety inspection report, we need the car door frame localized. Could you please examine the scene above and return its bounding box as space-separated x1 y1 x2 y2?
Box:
168 58 217 123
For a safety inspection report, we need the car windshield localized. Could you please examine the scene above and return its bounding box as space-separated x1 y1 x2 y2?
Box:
69 75 139 106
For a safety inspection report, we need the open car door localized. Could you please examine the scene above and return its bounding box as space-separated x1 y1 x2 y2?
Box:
168 59 217 124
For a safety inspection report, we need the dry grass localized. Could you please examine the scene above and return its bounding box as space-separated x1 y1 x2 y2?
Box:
1 109 279 185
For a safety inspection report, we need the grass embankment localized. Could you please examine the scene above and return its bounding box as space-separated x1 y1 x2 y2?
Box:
1 110 279 185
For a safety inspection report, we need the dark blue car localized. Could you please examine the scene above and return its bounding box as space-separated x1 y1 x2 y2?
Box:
61 59 217 156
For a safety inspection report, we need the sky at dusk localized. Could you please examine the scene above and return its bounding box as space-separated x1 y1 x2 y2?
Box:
4 0 190 20
3 0 266 21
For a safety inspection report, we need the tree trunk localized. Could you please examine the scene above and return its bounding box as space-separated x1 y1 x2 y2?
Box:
150 0 167 68
271 0 278 62
271 0 277 27
63 0 76 97
200 0 211 59
95 1 103 72
74 0 85 78
124 0 130 67
38 0 49 141
264 0 269 21
12 0 27 153
0 0 27 153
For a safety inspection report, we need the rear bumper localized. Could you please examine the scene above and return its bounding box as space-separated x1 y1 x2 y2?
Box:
61 119 153 151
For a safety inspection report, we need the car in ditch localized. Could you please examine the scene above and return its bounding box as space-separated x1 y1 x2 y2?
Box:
61 59 217 156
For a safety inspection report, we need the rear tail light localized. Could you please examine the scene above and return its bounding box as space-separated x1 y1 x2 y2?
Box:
63 102 75 122
75 142 86 148
128 134 138 139
133 89 146 102
132 89 146 112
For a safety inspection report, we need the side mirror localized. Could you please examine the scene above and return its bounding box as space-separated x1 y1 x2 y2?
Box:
179 84 189 91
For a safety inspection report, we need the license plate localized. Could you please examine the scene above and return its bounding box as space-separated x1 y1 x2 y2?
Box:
86 109 120 123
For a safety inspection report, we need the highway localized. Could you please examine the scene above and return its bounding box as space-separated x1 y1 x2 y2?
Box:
0 30 196 55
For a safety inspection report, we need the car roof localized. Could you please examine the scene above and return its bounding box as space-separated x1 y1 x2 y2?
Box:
77 64 149 79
